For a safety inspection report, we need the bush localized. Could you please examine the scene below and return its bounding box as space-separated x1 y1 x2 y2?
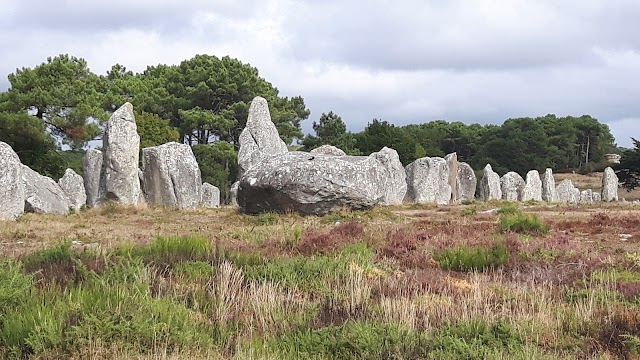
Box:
434 243 508 272
499 213 549 235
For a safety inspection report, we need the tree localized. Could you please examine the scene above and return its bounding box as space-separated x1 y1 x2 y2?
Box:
301 111 360 154
616 138 640 190
192 141 238 202
136 111 180 149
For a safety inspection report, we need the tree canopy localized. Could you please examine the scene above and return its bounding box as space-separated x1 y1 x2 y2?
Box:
616 138 640 190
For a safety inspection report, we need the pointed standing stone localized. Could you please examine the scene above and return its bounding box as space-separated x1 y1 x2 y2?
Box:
456 162 477 203
522 170 542 202
601 167 619 202
478 164 502 201
445 153 459 204
500 172 526 201
541 168 556 202
83 149 103 207
58 169 87 212
0 141 25 220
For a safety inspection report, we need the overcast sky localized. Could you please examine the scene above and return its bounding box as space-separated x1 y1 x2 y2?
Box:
1 0 638 147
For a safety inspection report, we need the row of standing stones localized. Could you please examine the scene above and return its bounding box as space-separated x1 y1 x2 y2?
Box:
0 103 221 221
0 96 623 220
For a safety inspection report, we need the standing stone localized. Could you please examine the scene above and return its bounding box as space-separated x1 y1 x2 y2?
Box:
478 164 502 201
22 165 69 215
58 169 86 212
556 179 577 203
101 103 141 205
201 183 221 208
142 142 202 209
541 168 556 202
601 167 619 202
83 149 103 207
370 147 407 205
572 188 581 204
237 97 288 177
580 189 593 204
500 172 525 201
592 192 602 202
230 181 239 206
445 153 458 204
522 170 542 202
310 145 346 156
0 141 25 220
456 162 477 203
405 157 451 205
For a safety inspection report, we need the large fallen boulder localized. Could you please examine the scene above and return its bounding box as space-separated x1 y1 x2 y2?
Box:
501 172 525 201
83 149 103 207
238 151 396 215
478 164 501 201
405 157 451 205
22 165 69 215
0 141 25 220
58 169 86 212
456 162 477 203
141 142 202 209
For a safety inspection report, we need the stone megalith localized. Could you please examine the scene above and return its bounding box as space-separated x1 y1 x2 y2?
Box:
58 169 86 212
456 162 477 203
22 165 69 214
83 149 103 207
237 97 288 177
580 189 593 204
142 142 202 209
501 172 526 201
370 147 407 205
541 168 556 202
0 141 25 220
405 157 451 205
100 103 141 205
201 183 221 208
592 192 602 202
445 153 459 204
229 181 239 206
556 179 578 203
478 164 502 201
522 170 542 202
601 167 619 202
310 145 346 156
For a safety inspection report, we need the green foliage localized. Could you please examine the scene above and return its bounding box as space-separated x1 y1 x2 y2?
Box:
118 235 213 268
192 141 238 202
499 213 549 235
0 261 33 317
252 212 280 226
173 261 215 281
616 138 640 190
136 111 180 148
496 203 522 215
434 243 508 272
460 208 478 216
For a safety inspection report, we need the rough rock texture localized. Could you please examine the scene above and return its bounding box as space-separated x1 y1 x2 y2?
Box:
83 149 103 207
556 179 578 203
522 170 542 202
230 181 239 206
58 169 86 212
580 189 593 204
592 192 602 202
238 152 394 215
541 168 556 202
456 162 477 203
601 167 619 202
22 165 69 214
500 172 525 201
142 142 202 209
310 145 346 156
201 182 220 208
445 153 458 204
237 97 288 177
370 147 407 205
573 188 581 203
478 164 502 201
100 103 141 205
405 157 451 205
0 141 25 220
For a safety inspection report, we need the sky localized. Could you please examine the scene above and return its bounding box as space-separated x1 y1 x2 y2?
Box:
0 0 638 147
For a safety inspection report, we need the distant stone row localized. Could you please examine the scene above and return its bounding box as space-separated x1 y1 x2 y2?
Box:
0 103 220 221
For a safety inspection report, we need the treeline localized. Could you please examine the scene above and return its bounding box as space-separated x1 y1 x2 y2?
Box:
0 54 622 200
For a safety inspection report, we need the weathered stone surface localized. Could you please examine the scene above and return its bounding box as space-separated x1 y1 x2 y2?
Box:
541 168 556 202
22 165 69 214
58 169 86 212
556 179 578 203
572 188 581 203
592 192 602 202
238 152 392 215
83 149 103 207
580 189 593 204
405 157 451 205
478 164 502 201
201 182 220 208
237 97 288 177
456 162 477 203
445 153 458 204
230 181 239 206
100 103 141 205
522 170 542 202
601 167 619 202
310 145 346 156
370 147 406 205
142 142 202 209
500 172 525 201
0 141 25 220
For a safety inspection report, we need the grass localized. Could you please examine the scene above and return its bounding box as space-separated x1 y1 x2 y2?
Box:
433 242 509 272
499 213 550 235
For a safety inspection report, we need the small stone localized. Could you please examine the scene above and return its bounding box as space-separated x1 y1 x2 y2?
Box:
58 169 87 212
201 183 221 208
478 164 502 201
500 172 525 201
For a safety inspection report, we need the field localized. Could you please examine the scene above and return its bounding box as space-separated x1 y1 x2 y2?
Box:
555 172 640 201
1 200 640 359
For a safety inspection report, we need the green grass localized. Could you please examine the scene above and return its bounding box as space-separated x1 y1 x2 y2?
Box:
434 242 508 272
496 203 522 215
499 213 549 235
116 235 213 268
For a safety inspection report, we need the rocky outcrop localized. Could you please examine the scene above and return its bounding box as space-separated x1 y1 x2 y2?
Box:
601 167 619 202
0 142 25 220
201 183 220 208
556 179 578 203
445 153 458 204
310 145 346 156
370 147 406 205
237 97 288 177
22 165 69 215
83 149 103 207
478 164 502 201
541 168 556 202
501 172 525 201
522 170 542 202
58 169 86 212
456 162 477 203
100 102 142 205
405 157 451 205
141 142 202 209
